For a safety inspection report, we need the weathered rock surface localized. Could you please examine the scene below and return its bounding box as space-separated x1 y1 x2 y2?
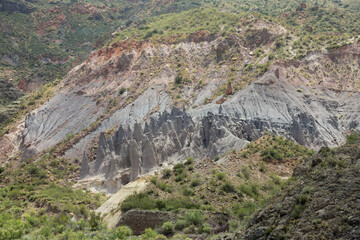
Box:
5 30 360 193
93 179 148 228
118 210 229 235
20 93 104 153
79 72 360 192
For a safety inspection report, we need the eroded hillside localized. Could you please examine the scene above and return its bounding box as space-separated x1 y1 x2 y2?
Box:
0 1 359 239
1 8 359 194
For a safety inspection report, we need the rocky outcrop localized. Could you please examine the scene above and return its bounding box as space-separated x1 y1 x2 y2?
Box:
80 108 249 192
118 210 229 235
78 70 360 192
238 137 360 240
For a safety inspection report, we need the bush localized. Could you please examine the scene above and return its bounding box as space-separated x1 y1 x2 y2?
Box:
121 193 200 212
346 132 359 144
65 133 75 142
232 201 256 219
241 166 251 180
199 223 212 234
174 220 187 231
261 148 284 161
119 87 126 95
216 172 226 180
184 210 206 226
190 179 201 188
150 177 157 185
175 75 183 85
121 193 157 212
161 221 174 235
175 173 186 182
239 184 258 197
89 212 101 231
173 163 184 175
221 182 236 193
157 182 172 193
292 204 305 219
113 226 132 239
183 187 195 196
161 169 172 179
259 161 267 172
185 157 194 165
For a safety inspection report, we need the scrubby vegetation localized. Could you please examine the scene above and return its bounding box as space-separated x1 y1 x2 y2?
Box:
242 133 314 162
118 134 311 237
0 154 117 239
241 132 360 239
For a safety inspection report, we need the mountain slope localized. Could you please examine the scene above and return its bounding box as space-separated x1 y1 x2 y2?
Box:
239 133 360 239
1 8 359 194
0 1 360 239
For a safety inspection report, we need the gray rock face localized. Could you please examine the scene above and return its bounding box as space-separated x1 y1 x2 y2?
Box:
20 93 104 153
80 108 249 192
193 73 356 148
80 73 360 192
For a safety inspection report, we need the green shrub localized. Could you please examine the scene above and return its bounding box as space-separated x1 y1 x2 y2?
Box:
199 223 212 234
292 204 305 219
141 228 158 239
184 210 205 226
175 173 187 182
183 187 195 196
190 179 201 188
241 166 251 180
216 172 226 180
232 201 256 219
174 220 187 231
150 177 157 185
89 212 101 231
113 226 132 239
239 183 259 198
119 88 126 95
157 182 172 193
185 157 194 165
173 163 184 175
175 75 183 85
121 193 157 212
346 132 359 144
121 193 200 212
65 133 75 142
259 161 267 172
261 148 284 161
221 182 236 193
161 221 174 235
161 169 172 179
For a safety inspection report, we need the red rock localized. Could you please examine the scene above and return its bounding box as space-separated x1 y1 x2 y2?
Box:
226 82 233 95
216 98 226 104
